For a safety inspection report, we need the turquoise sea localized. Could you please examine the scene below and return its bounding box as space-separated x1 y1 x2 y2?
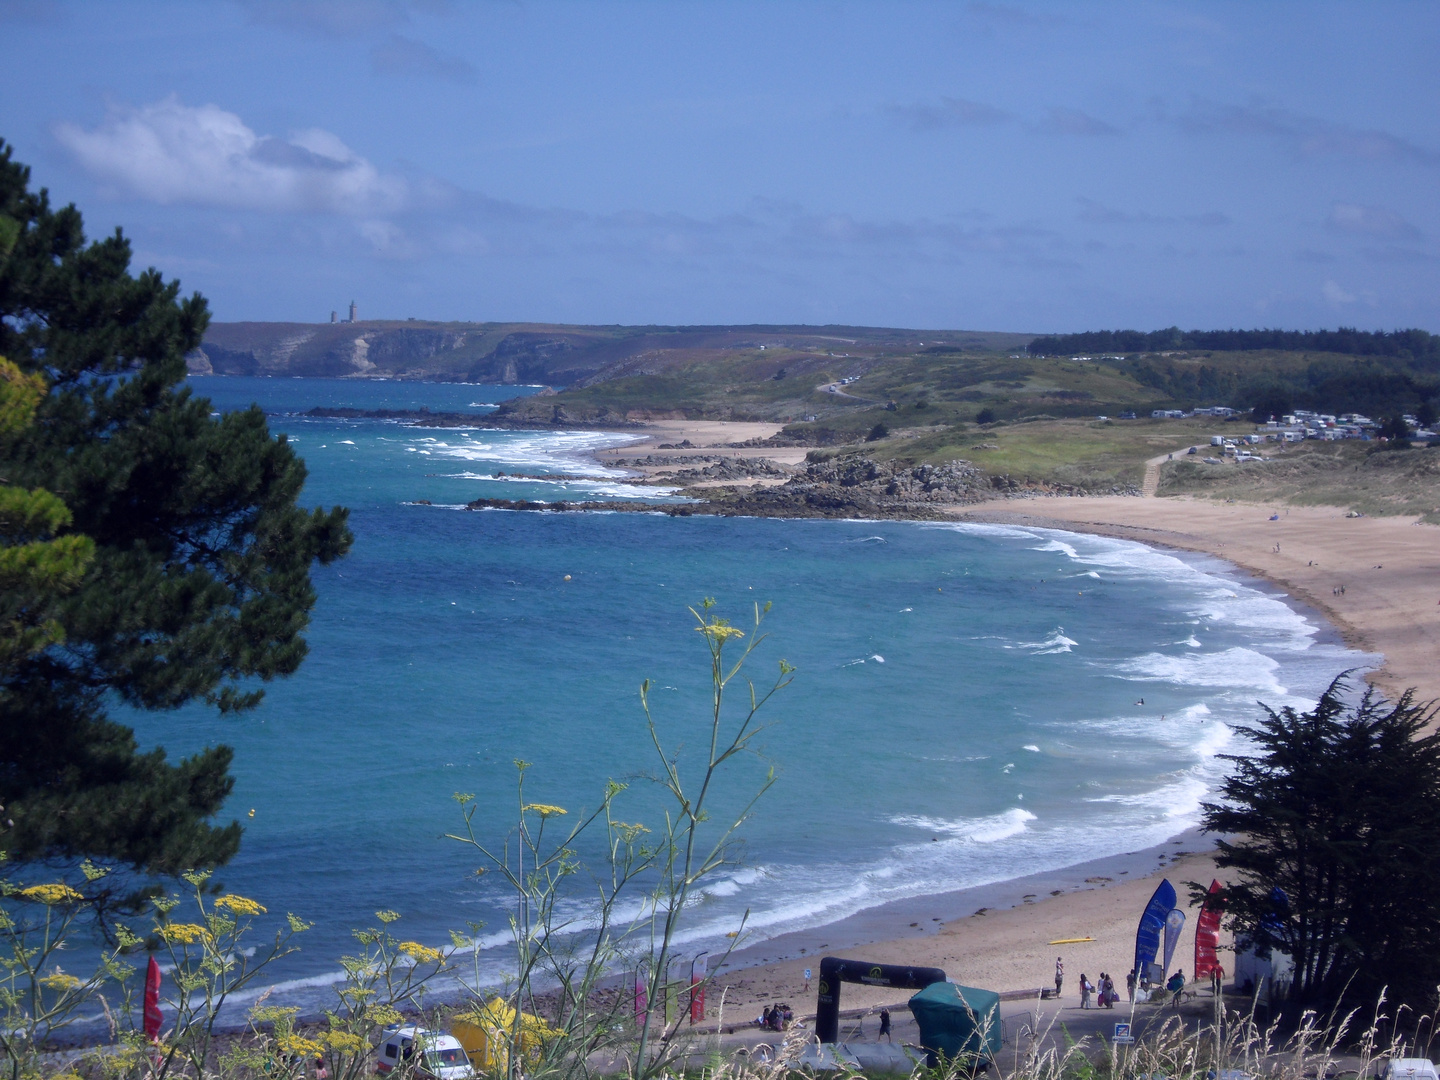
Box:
126 377 1369 1012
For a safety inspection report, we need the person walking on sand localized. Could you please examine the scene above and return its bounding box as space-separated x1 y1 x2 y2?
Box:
1080 973 1091 1009
1055 957 1064 998
1126 970 1136 1002
1166 969 1186 1008
879 1009 892 1043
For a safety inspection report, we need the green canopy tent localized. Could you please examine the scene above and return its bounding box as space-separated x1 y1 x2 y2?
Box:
907 981 1002 1068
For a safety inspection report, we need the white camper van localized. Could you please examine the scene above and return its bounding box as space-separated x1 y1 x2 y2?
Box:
376 1025 476 1080
1382 1060 1440 1080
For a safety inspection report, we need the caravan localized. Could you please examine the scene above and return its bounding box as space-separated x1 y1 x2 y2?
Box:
375 1026 476 1080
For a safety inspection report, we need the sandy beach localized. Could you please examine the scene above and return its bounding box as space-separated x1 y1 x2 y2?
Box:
587 423 1440 1041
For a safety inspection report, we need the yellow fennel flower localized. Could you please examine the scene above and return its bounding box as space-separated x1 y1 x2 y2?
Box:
321 1030 367 1055
40 970 83 991
522 803 567 818
19 884 83 905
278 1034 323 1059
397 941 444 965
364 1004 403 1025
161 922 209 945
696 621 745 642
213 895 267 917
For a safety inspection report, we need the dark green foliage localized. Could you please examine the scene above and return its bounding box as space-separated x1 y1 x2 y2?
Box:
1378 414 1411 441
1200 677 1440 1010
1029 326 1440 364
974 407 997 424
0 140 352 874
866 423 889 441
1029 327 1440 421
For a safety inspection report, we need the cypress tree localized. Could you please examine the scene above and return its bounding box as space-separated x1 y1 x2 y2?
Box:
0 140 352 876
1201 676 1440 1010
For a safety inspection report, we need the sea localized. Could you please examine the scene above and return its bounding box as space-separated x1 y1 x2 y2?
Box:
114 376 1371 1016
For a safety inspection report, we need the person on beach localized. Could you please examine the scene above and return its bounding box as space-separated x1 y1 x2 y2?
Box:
1166 969 1186 1007
1055 957 1064 997
1127 970 1136 1002
1080 973 1091 1009
1102 973 1116 1008
880 1009 892 1043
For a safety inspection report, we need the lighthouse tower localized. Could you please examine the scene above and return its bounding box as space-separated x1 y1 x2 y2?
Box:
348 300 358 323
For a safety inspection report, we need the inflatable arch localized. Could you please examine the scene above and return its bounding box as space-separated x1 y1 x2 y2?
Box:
813 956 948 1044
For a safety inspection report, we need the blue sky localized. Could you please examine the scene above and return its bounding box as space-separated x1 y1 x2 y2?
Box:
2 1 1436 331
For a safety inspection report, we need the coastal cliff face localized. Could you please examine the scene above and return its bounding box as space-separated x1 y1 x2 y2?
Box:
189 321 616 384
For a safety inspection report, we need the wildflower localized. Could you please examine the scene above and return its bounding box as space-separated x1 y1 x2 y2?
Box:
213 894 267 917
522 803 567 818
364 1004 403 1026
321 1030 367 1055
160 922 209 945
40 970 84 992
278 1034 323 1059
696 620 745 642
375 909 401 924
397 941 444 965
19 883 82 905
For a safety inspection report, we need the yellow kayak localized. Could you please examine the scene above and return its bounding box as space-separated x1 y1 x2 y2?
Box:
1048 937 1096 945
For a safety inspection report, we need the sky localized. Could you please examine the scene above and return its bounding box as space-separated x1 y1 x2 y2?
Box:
1 1 1437 332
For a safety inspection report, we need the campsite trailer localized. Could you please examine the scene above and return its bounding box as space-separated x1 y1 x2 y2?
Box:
376 1025 476 1080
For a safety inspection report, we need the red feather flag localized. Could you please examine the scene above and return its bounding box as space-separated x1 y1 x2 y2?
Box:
144 956 163 1041
1194 879 1224 980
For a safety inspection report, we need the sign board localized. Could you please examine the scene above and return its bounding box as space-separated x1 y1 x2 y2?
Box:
804 969 812 981
1112 1023 1134 1045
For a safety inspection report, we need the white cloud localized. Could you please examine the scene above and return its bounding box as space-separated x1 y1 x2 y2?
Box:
1321 279 1356 304
1327 202 1421 239
55 97 407 214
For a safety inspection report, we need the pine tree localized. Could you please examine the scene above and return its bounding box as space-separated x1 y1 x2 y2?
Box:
0 141 352 875
1201 676 1440 1009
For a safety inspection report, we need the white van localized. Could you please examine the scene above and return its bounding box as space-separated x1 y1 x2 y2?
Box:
376 1025 477 1080
1383 1061 1439 1080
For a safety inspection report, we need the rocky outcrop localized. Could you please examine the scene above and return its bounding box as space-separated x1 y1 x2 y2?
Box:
456 456 1138 522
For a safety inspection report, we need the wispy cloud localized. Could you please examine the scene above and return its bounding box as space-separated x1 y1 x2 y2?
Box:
55 97 408 214
1327 202 1421 240
1040 107 1120 137
1322 279 1356 305
1077 197 1229 227
1164 99 1438 166
235 0 433 38
370 34 474 81
885 96 1012 131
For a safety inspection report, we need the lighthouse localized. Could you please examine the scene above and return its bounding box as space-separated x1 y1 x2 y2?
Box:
348 300 358 323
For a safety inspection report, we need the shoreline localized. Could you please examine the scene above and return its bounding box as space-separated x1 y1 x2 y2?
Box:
568 420 1438 1013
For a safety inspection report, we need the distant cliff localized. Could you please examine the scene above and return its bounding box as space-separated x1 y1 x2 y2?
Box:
191 320 1032 387
190 320 621 385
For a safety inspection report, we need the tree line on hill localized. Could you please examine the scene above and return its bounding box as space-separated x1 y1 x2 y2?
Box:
1025 327 1439 423
1028 326 1440 363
